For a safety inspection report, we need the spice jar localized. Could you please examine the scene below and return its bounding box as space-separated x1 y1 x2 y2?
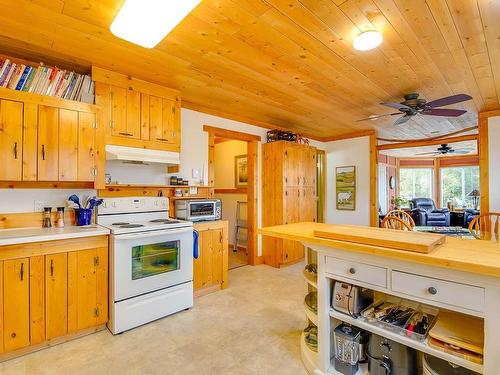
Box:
56 207 65 228
43 207 52 228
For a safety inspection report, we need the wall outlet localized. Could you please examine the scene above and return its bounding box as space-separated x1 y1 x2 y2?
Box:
34 200 49 212
192 168 200 179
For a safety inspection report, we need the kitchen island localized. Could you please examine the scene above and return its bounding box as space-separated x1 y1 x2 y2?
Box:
260 222 500 375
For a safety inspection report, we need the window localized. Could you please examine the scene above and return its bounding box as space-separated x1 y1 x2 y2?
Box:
399 168 433 205
441 166 479 208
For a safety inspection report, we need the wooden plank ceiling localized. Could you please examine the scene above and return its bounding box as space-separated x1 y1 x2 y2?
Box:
0 0 499 140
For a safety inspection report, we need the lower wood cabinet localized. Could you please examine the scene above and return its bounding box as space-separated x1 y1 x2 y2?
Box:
193 221 228 296
0 236 108 360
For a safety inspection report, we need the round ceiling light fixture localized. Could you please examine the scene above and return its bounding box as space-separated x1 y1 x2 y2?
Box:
353 30 383 51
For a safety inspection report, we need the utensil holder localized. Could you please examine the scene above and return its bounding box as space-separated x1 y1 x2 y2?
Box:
75 208 93 226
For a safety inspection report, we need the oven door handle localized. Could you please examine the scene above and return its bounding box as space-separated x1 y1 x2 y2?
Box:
114 227 193 240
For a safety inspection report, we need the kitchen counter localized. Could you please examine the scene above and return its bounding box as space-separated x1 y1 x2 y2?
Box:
259 222 500 277
0 225 110 246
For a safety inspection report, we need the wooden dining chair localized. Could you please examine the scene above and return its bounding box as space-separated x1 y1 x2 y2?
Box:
468 213 500 242
384 209 415 229
381 216 413 231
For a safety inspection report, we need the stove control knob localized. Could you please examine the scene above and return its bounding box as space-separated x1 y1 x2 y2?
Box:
111 201 117 208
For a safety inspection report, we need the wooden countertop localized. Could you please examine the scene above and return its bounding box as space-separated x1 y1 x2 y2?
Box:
259 222 500 278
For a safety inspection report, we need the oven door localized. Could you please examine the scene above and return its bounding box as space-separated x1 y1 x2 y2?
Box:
111 227 193 301
188 201 216 221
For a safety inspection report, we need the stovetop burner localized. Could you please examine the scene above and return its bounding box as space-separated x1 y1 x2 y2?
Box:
112 222 130 226
120 224 145 228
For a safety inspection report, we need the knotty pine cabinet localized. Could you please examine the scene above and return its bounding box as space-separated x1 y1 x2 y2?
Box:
262 141 317 268
0 88 101 185
193 221 228 296
0 236 108 360
93 67 181 153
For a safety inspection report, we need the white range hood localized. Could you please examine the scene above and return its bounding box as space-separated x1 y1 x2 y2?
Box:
106 145 180 165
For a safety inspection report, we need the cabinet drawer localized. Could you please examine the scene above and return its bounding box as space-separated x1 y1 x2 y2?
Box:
391 271 484 312
325 257 387 288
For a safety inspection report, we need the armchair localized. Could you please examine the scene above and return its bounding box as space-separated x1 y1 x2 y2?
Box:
464 209 480 228
410 198 450 227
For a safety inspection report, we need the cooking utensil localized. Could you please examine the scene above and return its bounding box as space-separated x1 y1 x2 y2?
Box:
68 194 81 208
66 200 80 209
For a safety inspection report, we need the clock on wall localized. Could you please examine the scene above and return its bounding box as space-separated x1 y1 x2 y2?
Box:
389 176 395 190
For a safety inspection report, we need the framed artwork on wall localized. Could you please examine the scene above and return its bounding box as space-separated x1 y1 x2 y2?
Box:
336 166 356 210
234 154 248 188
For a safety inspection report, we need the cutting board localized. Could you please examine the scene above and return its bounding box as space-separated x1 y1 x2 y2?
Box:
313 225 446 254
429 311 484 355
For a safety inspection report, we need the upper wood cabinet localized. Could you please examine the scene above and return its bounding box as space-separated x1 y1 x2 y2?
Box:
93 67 181 152
0 99 23 181
0 88 101 185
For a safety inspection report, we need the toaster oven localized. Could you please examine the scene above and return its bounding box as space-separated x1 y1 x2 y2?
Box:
175 199 222 222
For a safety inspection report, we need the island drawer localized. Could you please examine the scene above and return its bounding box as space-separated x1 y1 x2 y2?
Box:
391 271 485 312
325 256 387 288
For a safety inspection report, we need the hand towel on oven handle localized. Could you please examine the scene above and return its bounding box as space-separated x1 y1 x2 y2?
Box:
193 229 199 259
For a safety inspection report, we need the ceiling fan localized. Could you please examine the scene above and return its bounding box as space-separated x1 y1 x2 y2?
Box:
416 143 474 156
358 93 472 126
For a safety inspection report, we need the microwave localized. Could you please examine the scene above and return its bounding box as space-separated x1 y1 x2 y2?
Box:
175 199 222 222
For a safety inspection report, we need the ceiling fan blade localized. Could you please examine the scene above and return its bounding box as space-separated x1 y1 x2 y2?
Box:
422 108 467 117
393 114 412 126
381 102 412 111
426 94 472 108
356 112 401 122
416 151 440 156
452 149 473 154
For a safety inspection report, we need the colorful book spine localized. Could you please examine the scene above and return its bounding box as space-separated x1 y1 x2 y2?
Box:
2 63 16 88
22 66 37 91
16 66 32 90
0 61 11 86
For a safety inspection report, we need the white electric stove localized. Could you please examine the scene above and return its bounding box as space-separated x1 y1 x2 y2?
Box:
97 197 193 334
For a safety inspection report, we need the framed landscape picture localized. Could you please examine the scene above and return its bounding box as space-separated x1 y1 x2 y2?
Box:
234 154 248 188
336 166 356 210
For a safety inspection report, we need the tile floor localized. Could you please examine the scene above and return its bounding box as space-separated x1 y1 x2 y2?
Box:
0 263 308 375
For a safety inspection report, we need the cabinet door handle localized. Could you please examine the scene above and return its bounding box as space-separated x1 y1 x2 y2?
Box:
428 287 438 295
20 262 24 281
119 132 134 137
13 142 18 159
50 259 54 277
41 144 45 160
297 190 300 197
156 138 168 142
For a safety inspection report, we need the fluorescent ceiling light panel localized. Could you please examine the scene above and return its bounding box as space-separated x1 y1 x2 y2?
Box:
110 0 201 48
353 31 383 51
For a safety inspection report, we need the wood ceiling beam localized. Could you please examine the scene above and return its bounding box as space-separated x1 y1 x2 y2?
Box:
376 134 478 151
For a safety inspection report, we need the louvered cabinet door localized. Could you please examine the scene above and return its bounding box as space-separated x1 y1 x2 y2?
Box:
45 253 68 340
38 105 59 181
3 258 30 352
0 99 23 180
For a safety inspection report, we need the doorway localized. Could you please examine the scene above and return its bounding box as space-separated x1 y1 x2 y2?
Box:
203 125 259 268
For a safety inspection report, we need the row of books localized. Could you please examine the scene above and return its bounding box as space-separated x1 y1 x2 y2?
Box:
0 59 95 104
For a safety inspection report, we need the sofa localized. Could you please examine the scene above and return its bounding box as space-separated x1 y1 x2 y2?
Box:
410 198 450 227
464 209 480 228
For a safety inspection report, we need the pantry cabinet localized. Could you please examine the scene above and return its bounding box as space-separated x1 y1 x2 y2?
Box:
93 67 181 153
0 236 108 361
262 141 317 267
0 88 100 185
193 221 228 295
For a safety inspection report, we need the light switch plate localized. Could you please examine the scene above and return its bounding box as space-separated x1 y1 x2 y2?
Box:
192 168 200 179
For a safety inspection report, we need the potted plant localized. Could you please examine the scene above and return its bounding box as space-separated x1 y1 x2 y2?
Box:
391 196 407 210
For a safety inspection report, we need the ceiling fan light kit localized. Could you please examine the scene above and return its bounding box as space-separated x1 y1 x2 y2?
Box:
353 30 383 51
110 0 202 48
